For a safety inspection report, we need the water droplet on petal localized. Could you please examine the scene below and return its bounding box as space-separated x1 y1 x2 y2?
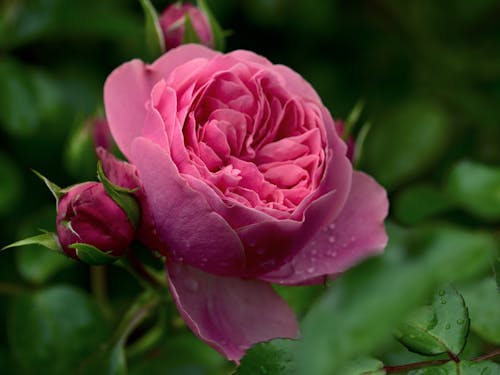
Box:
256 247 266 256
185 277 199 292
311 249 318 255
329 223 336 230
307 267 315 274
328 236 336 244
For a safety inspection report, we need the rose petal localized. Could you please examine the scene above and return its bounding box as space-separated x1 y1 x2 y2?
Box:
151 43 219 80
104 60 162 159
262 171 389 285
131 137 247 276
166 260 299 363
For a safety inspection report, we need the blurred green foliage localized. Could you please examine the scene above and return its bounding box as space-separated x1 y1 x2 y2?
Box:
0 0 499 374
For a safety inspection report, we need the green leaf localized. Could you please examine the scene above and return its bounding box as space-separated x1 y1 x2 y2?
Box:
411 360 500 375
460 278 500 344
293 224 495 375
394 184 453 225
129 333 225 375
15 206 73 284
235 339 296 375
337 358 386 375
360 99 450 190
445 160 500 221
139 0 165 60
182 12 202 44
2 232 62 254
97 161 140 228
396 285 470 356
408 361 457 375
197 0 226 51
71 243 120 265
8 285 110 375
32 169 65 201
459 360 500 375
0 150 23 216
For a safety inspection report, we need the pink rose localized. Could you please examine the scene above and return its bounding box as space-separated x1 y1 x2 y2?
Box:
104 44 388 361
56 182 134 259
159 3 213 50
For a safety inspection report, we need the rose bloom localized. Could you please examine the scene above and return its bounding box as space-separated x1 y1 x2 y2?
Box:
104 44 388 362
159 3 213 50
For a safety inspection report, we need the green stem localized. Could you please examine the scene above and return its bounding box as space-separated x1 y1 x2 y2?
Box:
90 265 113 320
113 289 161 345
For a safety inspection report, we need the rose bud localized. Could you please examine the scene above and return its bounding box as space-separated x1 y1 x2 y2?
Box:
56 182 135 260
159 3 213 50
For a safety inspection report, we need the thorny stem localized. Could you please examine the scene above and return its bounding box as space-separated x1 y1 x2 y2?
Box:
384 347 500 373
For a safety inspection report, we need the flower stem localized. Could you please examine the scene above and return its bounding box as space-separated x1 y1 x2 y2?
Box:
473 347 500 362
384 359 449 373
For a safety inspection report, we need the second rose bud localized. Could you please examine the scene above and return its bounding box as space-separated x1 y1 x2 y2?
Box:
159 2 213 50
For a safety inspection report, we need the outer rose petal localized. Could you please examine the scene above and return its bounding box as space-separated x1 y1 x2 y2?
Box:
131 137 247 276
104 60 163 159
166 260 299 363
262 171 389 285
151 43 219 80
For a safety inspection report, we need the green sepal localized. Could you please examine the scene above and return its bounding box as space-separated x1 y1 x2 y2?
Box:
1 232 63 254
182 12 202 45
97 161 140 228
197 0 226 51
70 243 120 265
343 99 365 142
139 0 165 60
353 121 371 168
31 169 68 202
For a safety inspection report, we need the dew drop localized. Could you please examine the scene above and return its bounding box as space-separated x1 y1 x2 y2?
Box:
329 223 336 230
441 299 447 304
438 290 446 296
260 365 268 374
311 249 318 255
307 267 315 274
328 236 336 244
457 319 465 325
445 323 451 330
256 247 266 256
185 277 199 292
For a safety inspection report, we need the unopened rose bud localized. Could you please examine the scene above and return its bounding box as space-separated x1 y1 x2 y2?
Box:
56 182 134 260
159 3 213 50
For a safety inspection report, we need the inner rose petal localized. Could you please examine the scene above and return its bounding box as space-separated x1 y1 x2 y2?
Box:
263 164 309 188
